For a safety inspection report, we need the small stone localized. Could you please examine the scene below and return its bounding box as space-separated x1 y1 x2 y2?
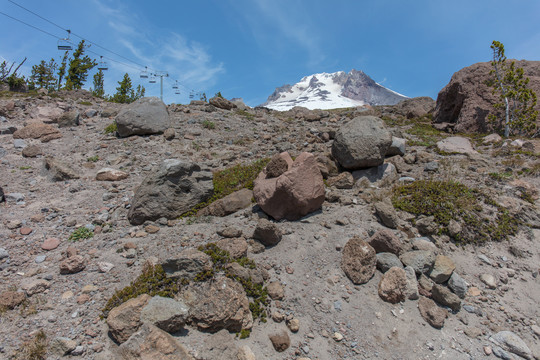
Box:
20 227 33 235
378 266 408 303
468 287 481 297
269 330 290 352
98 262 114 273
217 226 243 238
144 224 160 234
61 291 74 299
267 282 284 300
253 218 282 246
96 168 129 181
82 285 98 293
272 311 285 323
35 255 46 263
429 255 455 283
431 284 461 312
480 273 497 289
418 297 448 329
49 337 77 356
287 318 300 332
237 345 256 360
531 324 540 337
20 279 50 296
42 238 60 250
333 332 344 341
447 272 468 299
484 346 492 355
59 255 86 274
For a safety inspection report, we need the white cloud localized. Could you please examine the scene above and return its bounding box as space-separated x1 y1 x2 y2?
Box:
233 0 324 67
92 0 224 96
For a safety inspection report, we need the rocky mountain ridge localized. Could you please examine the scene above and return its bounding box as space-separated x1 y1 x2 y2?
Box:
261 70 408 111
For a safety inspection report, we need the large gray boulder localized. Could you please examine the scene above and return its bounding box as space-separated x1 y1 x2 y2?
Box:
128 159 213 225
115 97 169 137
331 116 392 170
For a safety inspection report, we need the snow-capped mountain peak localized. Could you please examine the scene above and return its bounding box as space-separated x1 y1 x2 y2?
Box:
260 69 407 111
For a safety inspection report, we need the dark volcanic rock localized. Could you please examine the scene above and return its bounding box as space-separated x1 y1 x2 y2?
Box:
433 61 540 134
128 159 213 225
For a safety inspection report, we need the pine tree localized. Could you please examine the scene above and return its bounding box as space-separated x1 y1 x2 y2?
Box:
488 41 538 137
65 40 97 90
110 73 145 103
29 59 58 91
57 51 69 90
92 70 105 98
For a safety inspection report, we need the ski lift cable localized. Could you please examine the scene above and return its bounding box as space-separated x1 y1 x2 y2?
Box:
2 5 203 96
8 0 150 71
0 11 143 75
6 0 200 93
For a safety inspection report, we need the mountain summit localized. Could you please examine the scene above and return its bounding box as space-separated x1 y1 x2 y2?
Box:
260 69 408 111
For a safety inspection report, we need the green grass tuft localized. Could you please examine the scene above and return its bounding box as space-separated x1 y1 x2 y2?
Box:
68 227 94 242
392 180 520 244
103 122 117 134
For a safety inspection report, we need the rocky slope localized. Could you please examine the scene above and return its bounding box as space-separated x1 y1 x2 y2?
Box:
261 70 408 111
0 90 539 360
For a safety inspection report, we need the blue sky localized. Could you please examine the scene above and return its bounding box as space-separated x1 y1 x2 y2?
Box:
1 0 539 106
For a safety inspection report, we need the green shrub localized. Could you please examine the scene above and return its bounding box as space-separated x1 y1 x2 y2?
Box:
392 180 520 244
202 119 215 129
78 101 92 106
103 122 117 134
235 109 255 121
86 155 99 162
68 227 94 242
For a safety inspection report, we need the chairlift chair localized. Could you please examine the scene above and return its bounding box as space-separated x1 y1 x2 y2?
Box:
149 75 157 84
140 66 149 79
172 81 179 89
97 56 108 71
175 89 181 95
57 30 73 51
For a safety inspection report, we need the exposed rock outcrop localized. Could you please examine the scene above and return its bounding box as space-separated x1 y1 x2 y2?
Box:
433 61 540 133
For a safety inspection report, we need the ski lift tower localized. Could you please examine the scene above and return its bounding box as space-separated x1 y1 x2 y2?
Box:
153 71 169 102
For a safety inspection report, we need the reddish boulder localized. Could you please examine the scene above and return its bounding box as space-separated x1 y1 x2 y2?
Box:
253 152 324 221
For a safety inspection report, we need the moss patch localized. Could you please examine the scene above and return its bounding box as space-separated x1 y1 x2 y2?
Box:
196 243 269 322
102 263 179 318
392 180 520 244
180 157 269 218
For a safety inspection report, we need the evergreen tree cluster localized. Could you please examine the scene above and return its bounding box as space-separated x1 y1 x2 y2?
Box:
3 40 145 103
